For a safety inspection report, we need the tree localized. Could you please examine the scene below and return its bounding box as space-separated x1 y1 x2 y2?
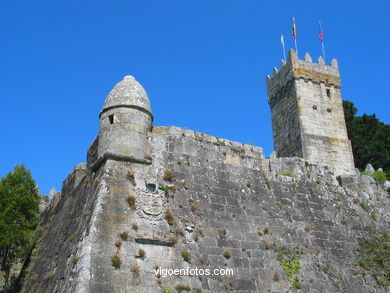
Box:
0 165 40 291
343 100 390 177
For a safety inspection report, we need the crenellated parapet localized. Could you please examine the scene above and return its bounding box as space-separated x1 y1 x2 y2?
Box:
266 49 340 105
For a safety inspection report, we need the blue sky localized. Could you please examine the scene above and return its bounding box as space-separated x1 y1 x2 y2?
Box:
1 0 389 194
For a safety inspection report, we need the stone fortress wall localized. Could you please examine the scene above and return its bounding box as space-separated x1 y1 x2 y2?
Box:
21 72 390 293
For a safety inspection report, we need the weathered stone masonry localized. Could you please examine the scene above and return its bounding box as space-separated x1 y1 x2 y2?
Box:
267 49 355 176
21 72 389 293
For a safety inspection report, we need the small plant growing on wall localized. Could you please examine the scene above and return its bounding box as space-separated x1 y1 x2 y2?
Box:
119 231 129 241
131 265 140 274
111 254 121 269
165 210 175 225
163 170 174 181
126 195 137 209
181 250 191 263
175 284 191 292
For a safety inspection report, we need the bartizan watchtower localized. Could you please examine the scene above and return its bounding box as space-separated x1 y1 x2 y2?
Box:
266 49 355 176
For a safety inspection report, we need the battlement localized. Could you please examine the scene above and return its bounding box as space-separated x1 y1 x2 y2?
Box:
266 49 340 104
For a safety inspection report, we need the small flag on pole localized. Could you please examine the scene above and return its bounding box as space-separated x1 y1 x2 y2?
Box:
292 17 297 39
319 21 326 62
292 17 298 56
319 22 323 41
281 34 286 61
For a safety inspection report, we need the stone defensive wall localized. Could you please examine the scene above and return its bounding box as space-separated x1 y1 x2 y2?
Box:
21 125 390 293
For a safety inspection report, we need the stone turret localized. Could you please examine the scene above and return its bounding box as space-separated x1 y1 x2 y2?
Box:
87 75 153 171
266 49 355 176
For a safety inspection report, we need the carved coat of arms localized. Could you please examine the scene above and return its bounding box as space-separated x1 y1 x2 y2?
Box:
136 186 166 224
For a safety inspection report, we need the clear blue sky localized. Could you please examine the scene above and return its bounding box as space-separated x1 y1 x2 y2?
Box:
1 0 389 194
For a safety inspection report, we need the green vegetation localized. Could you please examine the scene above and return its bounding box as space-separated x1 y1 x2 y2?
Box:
165 210 175 225
175 284 191 292
111 254 121 268
126 195 137 209
361 170 388 183
280 172 292 177
163 170 174 181
360 199 368 210
356 232 390 286
343 100 390 177
275 246 301 288
0 165 40 290
371 170 387 183
161 289 172 293
181 250 191 263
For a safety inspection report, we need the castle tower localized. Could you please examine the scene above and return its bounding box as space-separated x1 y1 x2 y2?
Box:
88 75 153 171
266 49 355 176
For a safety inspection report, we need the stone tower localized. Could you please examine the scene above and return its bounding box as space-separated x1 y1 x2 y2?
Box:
87 75 153 171
266 49 355 176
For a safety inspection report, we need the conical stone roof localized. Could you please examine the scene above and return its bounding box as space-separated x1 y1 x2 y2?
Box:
101 75 151 115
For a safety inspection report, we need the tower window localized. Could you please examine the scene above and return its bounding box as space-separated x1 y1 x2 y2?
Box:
326 88 331 99
109 114 114 124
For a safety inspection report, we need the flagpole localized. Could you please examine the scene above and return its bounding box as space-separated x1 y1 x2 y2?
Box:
292 17 299 57
319 21 326 62
281 35 286 61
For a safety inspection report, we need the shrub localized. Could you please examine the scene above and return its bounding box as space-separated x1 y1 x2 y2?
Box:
175 284 191 292
263 227 269 234
111 254 121 268
191 203 198 213
183 181 190 189
275 246 301 288
371 170 387 183
371 212 378 220
119 231 129 240
167 237 178 244
223 251 231 259
132 223 139 230
356 232 390 286
181 250 191 263
115 240 122 248
127 171 134 181
321 263 330 273
272 272 280 281
127 195 137 209
138 249 146 258
165 210 174 225
360 199 368 210
175 228 185 236
163 170 174 181
70 256 79 265
131 265 140 274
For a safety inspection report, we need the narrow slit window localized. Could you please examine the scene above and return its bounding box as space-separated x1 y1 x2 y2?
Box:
326 88 331 99
109 114 114 124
